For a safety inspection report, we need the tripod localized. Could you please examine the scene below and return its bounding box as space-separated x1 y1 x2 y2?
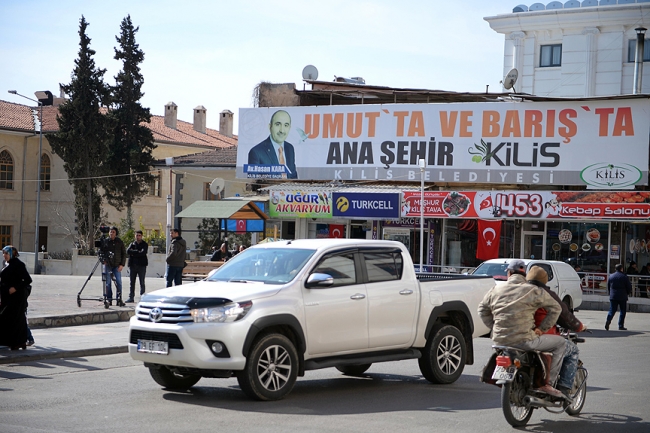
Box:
77 257 125 309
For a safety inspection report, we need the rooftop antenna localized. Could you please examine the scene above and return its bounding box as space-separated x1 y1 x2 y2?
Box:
502 68 519 93
302 65 319 80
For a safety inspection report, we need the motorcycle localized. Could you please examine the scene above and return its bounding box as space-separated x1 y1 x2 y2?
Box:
481 331 588 427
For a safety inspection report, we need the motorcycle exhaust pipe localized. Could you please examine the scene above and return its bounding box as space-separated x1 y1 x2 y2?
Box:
523 395 560 408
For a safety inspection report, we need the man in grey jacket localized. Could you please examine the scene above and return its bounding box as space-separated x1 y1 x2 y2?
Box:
166 228 186 287
478 259 568 399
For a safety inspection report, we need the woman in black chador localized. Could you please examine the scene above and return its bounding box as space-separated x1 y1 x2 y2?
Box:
0 245 32 350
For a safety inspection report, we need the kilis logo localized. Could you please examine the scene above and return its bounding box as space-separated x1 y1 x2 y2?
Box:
336 196 349 212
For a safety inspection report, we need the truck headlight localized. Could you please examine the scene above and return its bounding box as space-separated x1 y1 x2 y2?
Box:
191 301 252 323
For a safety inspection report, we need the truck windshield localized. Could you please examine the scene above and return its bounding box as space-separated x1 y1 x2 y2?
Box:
472 263 509 281
206 248 316 284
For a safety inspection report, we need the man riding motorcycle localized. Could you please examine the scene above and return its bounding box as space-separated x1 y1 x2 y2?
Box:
478 260 568 399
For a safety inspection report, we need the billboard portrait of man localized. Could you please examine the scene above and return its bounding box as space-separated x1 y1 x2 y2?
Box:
247 110 298 179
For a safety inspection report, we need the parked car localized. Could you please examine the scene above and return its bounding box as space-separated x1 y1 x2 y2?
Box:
128 239 494 400
471 258 583 311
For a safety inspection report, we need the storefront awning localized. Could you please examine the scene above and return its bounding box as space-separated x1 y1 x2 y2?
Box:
175 198 268 220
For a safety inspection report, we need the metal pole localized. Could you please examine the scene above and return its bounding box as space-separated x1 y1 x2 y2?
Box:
633 27 646 95
419 159 425 272
8 90 43 274
34 103 43 274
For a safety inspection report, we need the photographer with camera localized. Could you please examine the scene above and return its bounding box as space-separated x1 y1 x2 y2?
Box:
126 230 148 303
103 226 126 305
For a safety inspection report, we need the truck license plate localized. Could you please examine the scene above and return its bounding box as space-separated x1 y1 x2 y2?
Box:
491 365 516 381
137 339 169 355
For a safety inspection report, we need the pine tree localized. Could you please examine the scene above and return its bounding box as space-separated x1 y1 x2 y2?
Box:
102 15 156 219
48 16 111 249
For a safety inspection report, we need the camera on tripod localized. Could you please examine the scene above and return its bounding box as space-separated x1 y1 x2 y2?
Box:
95 225 113 263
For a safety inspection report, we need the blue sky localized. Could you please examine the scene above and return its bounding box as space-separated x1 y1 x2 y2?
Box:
1 0 518 133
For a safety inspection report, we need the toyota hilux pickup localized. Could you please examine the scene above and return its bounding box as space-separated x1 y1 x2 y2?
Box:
128 239 493 400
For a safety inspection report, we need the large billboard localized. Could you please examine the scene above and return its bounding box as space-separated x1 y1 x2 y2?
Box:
236 100 650 188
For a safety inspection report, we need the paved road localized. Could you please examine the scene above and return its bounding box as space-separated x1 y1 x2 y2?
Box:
1 309 648 432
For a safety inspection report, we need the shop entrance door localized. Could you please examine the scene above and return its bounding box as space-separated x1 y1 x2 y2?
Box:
522 232 545 260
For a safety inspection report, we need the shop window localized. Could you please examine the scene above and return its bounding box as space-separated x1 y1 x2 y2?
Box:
547 222 608 272
0 225 11 247
540 44 562 67
627 39 650 62
0 150 14 190
40 154 51 191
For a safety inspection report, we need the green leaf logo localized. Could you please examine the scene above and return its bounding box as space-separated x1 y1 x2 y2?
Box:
468 139 496 164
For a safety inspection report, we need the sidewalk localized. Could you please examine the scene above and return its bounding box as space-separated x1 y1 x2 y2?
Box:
1 274 167 364
1 274 649 365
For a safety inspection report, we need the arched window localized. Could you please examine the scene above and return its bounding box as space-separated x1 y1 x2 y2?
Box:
40 154 51 191
0 150 14 190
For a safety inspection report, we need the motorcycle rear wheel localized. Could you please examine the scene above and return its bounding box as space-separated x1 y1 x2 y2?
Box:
565 366 587 416
501 376 534 427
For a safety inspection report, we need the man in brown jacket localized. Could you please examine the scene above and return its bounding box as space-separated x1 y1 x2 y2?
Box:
478 259 567 399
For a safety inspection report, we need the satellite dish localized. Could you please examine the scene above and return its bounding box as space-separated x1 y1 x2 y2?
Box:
503 68 519 91
302 65 319 80
209 178 225 196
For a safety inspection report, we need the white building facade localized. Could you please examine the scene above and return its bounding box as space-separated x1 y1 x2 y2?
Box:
485 1 650 97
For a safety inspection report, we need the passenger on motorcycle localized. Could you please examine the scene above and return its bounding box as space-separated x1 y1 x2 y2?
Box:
478 259 568 399
527 266 587 400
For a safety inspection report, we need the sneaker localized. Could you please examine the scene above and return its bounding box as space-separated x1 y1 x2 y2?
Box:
619 327 627 331
535 384 565 399
125 298 134 303
605 322 610 331
26 340 35 347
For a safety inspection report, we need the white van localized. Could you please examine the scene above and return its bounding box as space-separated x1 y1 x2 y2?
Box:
472 258 583 310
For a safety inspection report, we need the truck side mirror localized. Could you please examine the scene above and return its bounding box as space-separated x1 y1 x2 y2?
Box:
305 273 334 288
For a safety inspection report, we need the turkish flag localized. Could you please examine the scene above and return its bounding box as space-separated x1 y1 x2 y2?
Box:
236 219 247 234
329 224 344 238
479 196 493 210
476 219 502 260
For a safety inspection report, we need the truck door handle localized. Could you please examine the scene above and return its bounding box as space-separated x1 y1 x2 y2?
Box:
350 293 366 300
399 289 413 295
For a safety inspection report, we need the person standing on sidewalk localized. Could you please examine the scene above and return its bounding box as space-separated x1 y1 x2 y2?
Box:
104 227 127 305
166 228 186 287
606 263 632 331
126 230 148 303
0 246 32 350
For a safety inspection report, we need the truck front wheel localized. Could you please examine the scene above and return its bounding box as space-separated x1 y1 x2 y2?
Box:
237 333 298 401
418 324 466 384
148 365 201 390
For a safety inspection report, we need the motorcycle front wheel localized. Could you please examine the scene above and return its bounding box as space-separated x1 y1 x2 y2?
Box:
565 366 587 416
501 375 534 427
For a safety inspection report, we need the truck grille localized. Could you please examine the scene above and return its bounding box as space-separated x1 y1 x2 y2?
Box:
136 302 193 324
130 330 184 349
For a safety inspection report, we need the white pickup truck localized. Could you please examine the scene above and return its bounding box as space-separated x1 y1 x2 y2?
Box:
128 239 493 400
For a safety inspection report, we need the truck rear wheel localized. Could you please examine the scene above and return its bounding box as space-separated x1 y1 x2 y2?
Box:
148 365 201 390
335 364 372 376
418 324 466 384
237 333 298 401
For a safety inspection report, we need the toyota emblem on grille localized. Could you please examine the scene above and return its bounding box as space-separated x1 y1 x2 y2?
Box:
149 307 163 323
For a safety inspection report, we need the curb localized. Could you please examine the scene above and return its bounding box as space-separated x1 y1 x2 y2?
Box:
0 346 128 365
28 310 135 329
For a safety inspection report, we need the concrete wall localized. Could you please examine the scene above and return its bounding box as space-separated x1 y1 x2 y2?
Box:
30 250 168 277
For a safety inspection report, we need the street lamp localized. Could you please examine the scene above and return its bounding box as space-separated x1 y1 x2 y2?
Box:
419 158 426 273
8 90 44 274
